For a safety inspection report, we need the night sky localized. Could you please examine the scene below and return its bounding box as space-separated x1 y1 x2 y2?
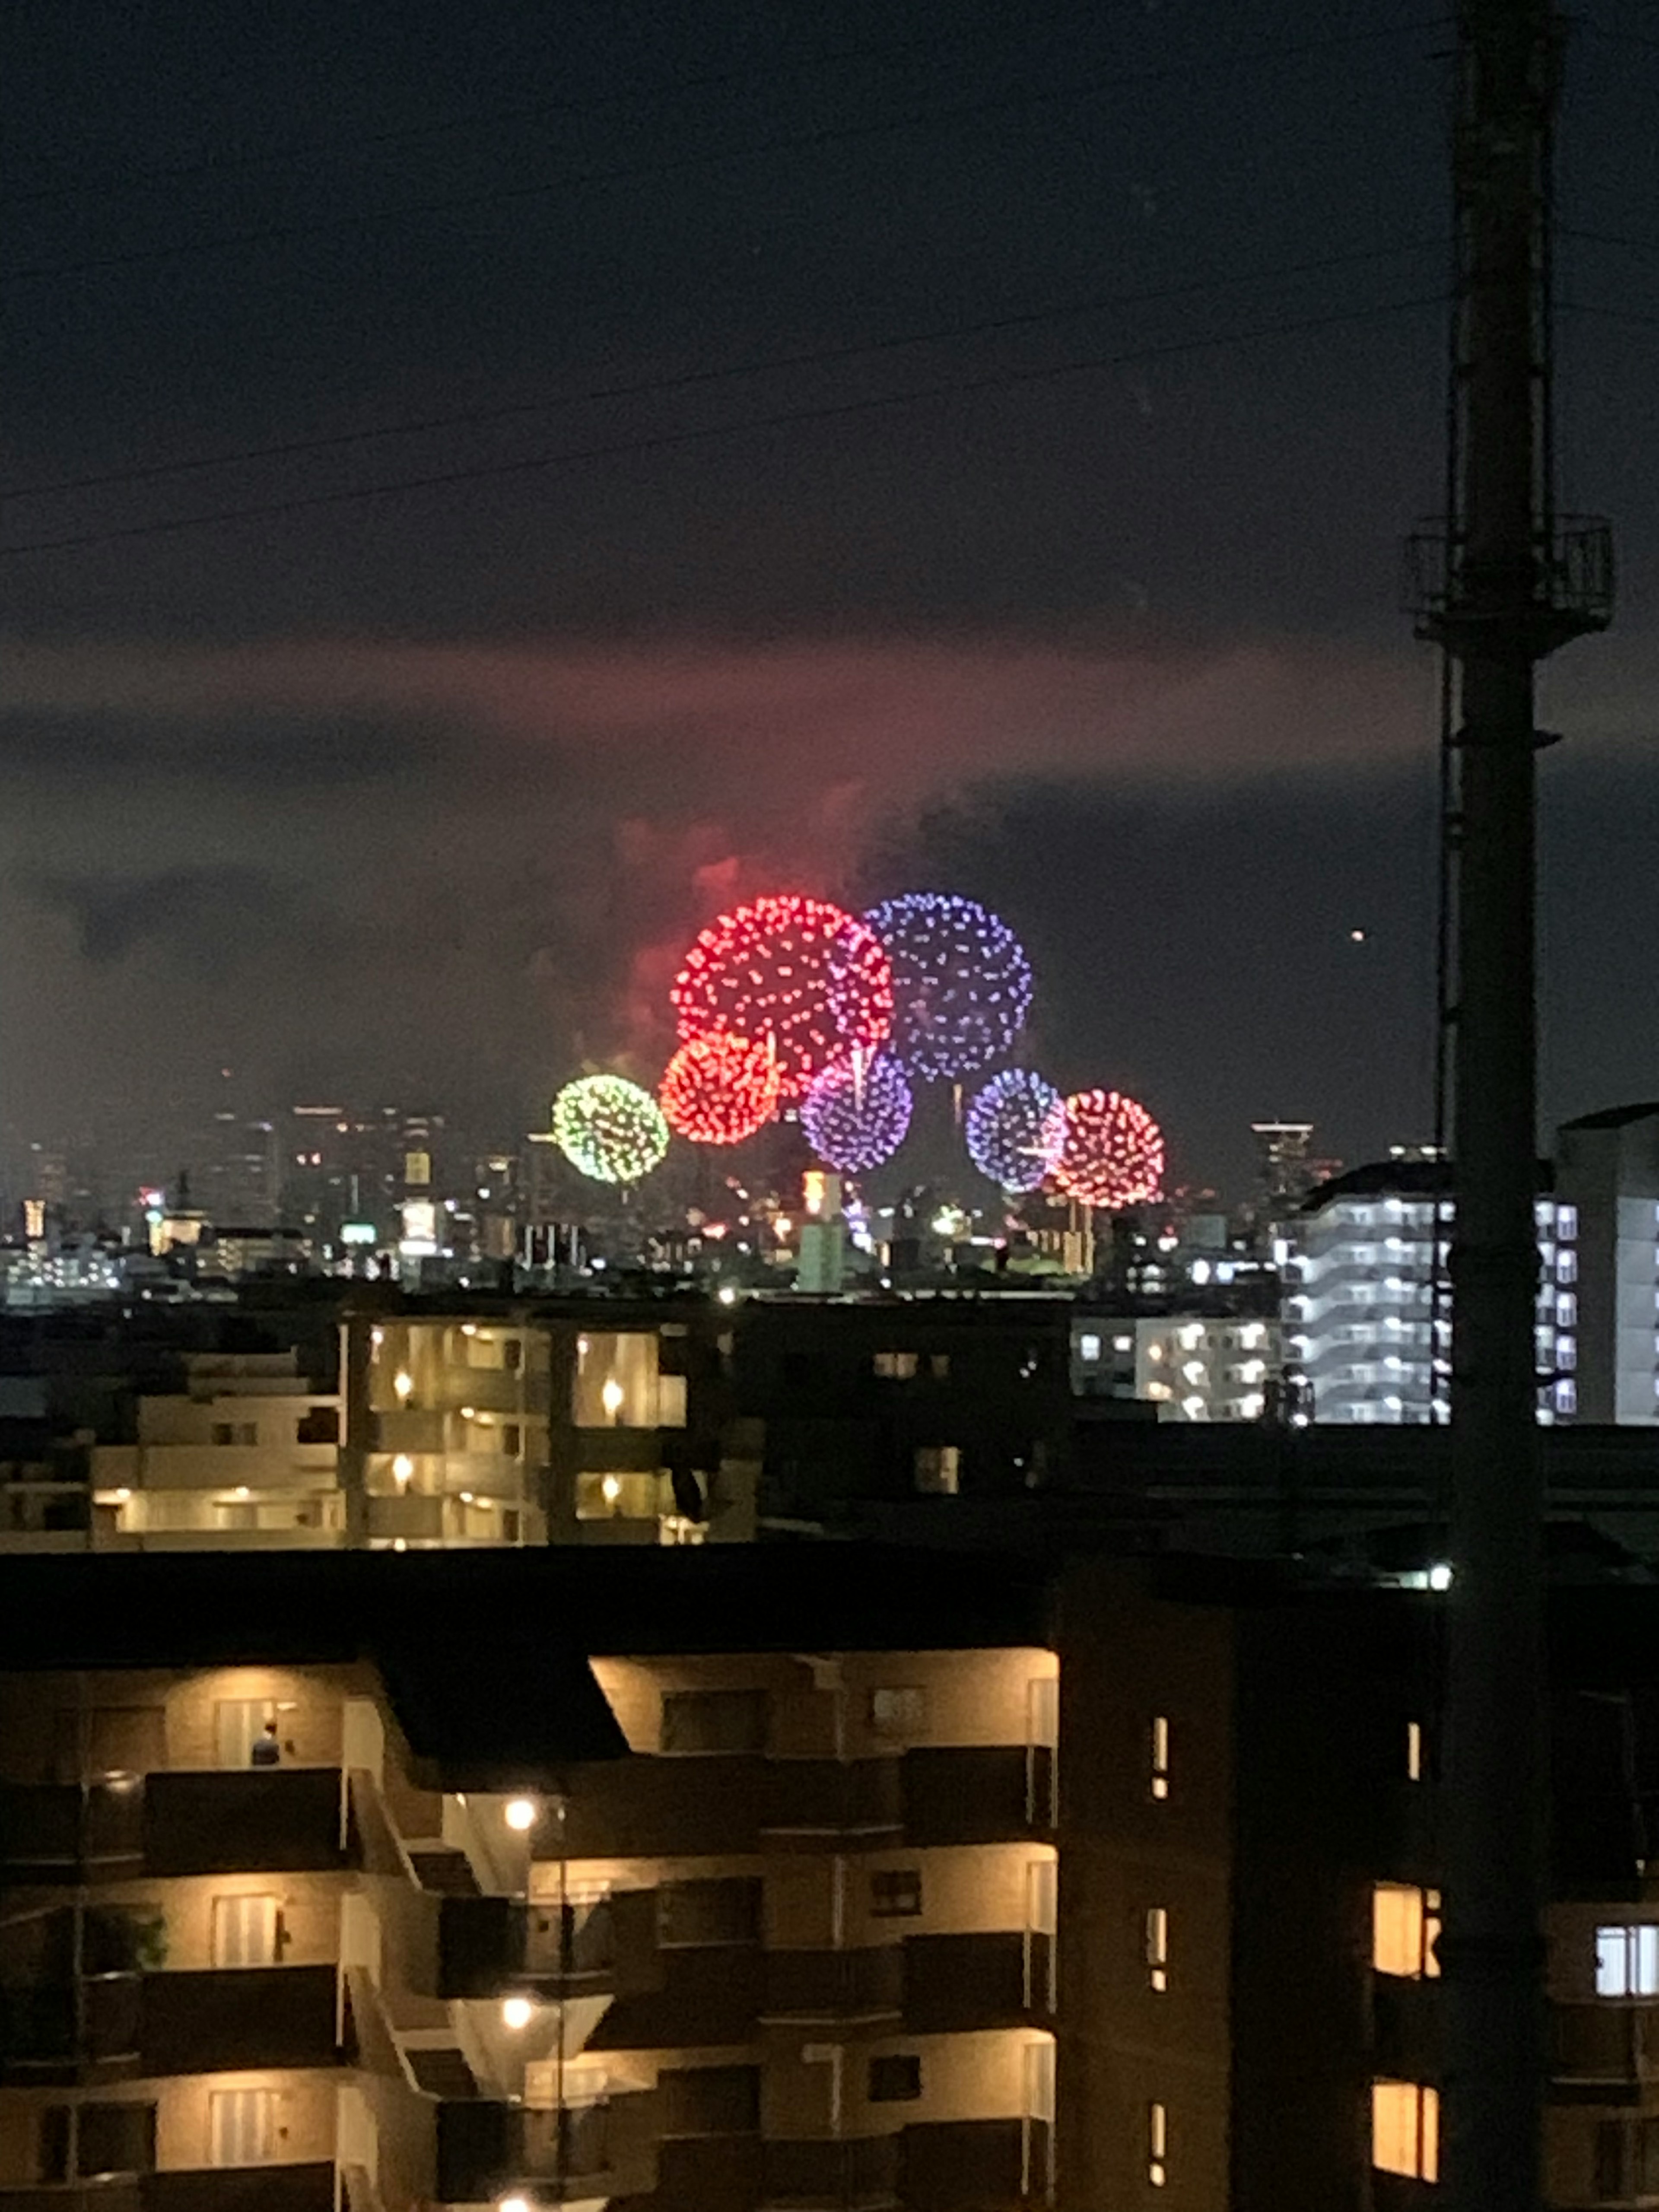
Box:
3 0 1657 1198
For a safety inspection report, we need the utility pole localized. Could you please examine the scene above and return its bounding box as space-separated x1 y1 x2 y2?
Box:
1409 2 1611 2206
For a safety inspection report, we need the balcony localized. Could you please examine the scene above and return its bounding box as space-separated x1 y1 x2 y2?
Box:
1552 2003 1659 2102
902 2120 1027 2212
436 1888 649 2001
436 2090 659 2204
761 1761 903 1845
560 1757 769 1858
144 2168 335 2212
901 1747 1036 1845
0 2178 333 2212
0 1779 144 1883
141 1964 338 2073
902 1932 1029 2033
0 1972 143 2083
761 1947 903 2023
143 1768 346 1875
760 2136 899 2211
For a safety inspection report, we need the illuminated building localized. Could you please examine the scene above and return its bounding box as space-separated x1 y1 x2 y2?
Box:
1554 1104 1659 1424
0 1548 1056 2212
2 1550 1657 2211
1287 1159 1576 1424
1072 1316 1282 1423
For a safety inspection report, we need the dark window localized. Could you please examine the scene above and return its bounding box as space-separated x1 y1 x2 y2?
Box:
296 1405 338 1445
661 2064 762 2135
504 1338 524 1372
782 1351 812 1388
870 1870 922 1918
211 1424 234 1446
658 1878 763 1947
661 1688 767 1754
502 1424 522 1457
928 1353 950 1379
868 2054 922 2103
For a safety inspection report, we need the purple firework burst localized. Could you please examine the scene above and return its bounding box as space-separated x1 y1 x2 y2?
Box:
801 1054 913 1173
863 893 1033 1081
964 1068 1066 1192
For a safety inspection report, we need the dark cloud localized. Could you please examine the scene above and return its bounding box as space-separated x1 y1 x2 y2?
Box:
0 706 461 787
32 866 297 976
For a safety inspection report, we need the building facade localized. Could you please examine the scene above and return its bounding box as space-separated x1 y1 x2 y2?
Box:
2 1550 1657 2212
1289 1160 1578 1425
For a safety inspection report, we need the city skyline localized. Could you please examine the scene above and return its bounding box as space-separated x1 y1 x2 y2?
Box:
4 2 1657 1200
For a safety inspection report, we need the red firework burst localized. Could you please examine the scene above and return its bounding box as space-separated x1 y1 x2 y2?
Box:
659 1031 782 1145
671 895 892 1103
1051 1089 1165 1208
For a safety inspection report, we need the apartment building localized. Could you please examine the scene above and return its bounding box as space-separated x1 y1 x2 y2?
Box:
1555 1104 1659 1424
1070 1316 1281 1423
3 1548 1659 2211
729 1296 1074 1531
1289 1159 1577 1424
88 1354 341 1550
0 1548 1056 2212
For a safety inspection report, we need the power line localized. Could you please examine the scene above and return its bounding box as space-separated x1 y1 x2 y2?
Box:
0 292 1446 558
0 10 1127 210
1 239 1445 505
0 18 1451 289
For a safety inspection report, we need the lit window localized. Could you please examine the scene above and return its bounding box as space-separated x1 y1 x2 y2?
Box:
1557 1293 1578 1328
1150 1715 1170 1800
1145 1907 1169 1992
1407 1719 1424 1782
1558 1205 1578 1241
1372 2081 1439 2181
1372 1884 1441 1979
874 1351 919 1379
1556 1379 1577 1417
1079 1333 1102 1363
1557 1336 1576 1371
1113 1335 1132 1353
1148 2101 1168 2188
1597 1925 1659 1998
914 1445 960 1496
1557 1249 1577 1284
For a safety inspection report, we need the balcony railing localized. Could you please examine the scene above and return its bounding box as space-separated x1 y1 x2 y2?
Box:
760 2136 900 2211
436 2090 658 2204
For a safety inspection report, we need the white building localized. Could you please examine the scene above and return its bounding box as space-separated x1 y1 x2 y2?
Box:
90 1351 343 1545
1072 1314 1280 1421
1555 1103 1659 1424
1288 1161 1576 1425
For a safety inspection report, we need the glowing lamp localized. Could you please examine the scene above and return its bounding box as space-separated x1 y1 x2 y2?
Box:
503 1798 537 1832
501 1997 534 2031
